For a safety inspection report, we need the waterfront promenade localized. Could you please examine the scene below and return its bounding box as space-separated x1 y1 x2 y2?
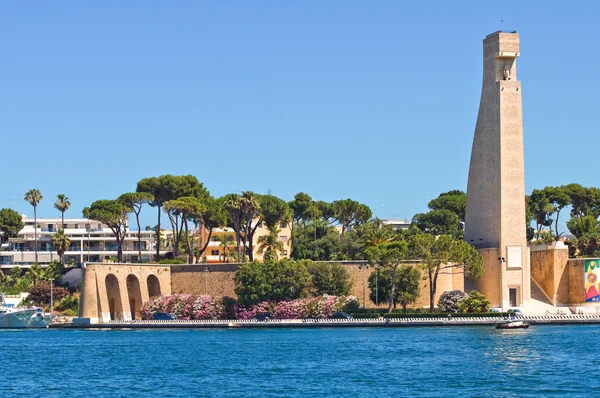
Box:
51 314 600 329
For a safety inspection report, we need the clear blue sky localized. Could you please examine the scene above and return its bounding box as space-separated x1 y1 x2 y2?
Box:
1 1 598 231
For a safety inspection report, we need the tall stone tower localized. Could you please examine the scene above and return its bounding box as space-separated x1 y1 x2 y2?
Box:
464 31 530 310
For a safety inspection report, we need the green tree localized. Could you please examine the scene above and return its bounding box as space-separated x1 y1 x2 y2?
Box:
412 209 461 238
567 215 600 239
368 266 420 311
408 234 483 312
26 263 45 285
0 208 24 245
223 194 245 262
234 259 311 305
136 175 175 261
359 218 395 248
544 186 570 240
162 176 211 257
428 190 466 222
260 195 291 231
84 199 131 262
164 196 206 263
332 199 372 235
54 194 71 229
291 223 342 261
50 229 70 264
24 189 43 263
457 291 490 313
119 192 154 262
306 261 352 296
224 192 261 261
215 233 235 262
194 197 229 263
365 241 409 313
527 189 553 239
256 228 285 261
44 259 65 281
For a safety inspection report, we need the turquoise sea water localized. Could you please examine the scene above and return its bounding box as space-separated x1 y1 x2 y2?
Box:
0 325 596 397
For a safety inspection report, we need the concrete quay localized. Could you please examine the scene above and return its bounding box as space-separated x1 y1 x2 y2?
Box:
50 315 600 329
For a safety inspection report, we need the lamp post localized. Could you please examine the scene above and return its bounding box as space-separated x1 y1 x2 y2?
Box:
50 278 54 313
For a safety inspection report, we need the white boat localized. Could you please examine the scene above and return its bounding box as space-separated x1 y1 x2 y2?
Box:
495 319 530 329
0 296 54 328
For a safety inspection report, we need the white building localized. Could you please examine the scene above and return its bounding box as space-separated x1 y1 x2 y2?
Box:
381 219 411 230
0 216 162 268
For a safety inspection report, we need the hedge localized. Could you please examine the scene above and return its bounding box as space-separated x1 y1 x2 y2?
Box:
381 312 510 319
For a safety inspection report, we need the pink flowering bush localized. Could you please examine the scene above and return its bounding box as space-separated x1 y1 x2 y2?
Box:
141 294 225 320
142 295 359 320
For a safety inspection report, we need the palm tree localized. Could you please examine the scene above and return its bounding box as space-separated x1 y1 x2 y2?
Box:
24 189 43 263
54 194 71 229
51 230 71 264
257 228 284 261
216 233 235 263
26 263 45 285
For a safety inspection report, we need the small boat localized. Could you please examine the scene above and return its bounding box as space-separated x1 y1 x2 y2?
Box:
496 319 530 329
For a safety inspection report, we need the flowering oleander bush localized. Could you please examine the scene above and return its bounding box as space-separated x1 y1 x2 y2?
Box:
142 294 359 320
141 294 225 320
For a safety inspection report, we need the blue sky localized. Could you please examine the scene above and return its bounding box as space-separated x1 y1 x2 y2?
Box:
1 1 598 231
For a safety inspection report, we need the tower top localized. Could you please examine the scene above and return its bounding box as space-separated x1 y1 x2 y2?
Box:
484 31 520 58
485 30 517 38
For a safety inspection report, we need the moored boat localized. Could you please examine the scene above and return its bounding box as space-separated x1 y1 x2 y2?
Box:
495 319 530 329
0 296 54 328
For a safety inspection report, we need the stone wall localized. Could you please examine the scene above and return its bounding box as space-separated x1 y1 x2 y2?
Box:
530 244 599 306
80 260 467 321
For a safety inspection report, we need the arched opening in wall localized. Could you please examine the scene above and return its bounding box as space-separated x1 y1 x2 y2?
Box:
147 275 161 298
126 274 143 320
105 274 122 321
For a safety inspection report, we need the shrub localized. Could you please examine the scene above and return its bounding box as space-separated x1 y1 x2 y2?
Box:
27 282 68 306
158 258 186 265
141 294 225 320
437 290 468 313
457 291 490 313
305 261 353 296
55 293 80 313
234 259 312 305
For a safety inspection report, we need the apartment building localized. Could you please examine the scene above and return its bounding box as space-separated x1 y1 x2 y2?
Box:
0 216 161 267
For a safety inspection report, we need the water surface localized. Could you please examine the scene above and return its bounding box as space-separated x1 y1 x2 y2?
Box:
0 325 594 397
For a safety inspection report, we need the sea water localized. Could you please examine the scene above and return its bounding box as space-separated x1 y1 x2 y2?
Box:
0 325 595 397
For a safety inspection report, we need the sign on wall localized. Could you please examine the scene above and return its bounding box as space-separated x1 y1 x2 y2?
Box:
585 260 600 302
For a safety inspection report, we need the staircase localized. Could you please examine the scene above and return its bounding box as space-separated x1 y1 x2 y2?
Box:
528 277 564 315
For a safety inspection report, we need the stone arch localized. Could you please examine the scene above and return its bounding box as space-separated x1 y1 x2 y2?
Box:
126 274 143 320
105 274 123 321
147 274 161 298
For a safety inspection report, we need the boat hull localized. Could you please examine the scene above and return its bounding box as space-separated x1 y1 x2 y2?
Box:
0 310 53 329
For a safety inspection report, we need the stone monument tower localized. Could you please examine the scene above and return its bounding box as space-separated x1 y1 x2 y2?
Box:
464 31 530 310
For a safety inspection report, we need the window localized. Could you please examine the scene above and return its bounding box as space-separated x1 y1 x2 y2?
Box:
211 250 219 256
283 250 288 256
85 224 91 231
98 223 102 229
74 224 79 229
257 222 263 228
278 236 288 242
280 222 287 229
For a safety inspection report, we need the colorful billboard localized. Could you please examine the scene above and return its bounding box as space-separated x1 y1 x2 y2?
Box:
585 260 600 302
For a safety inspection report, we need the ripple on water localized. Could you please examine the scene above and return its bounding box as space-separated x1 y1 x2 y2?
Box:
0 325 596 397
